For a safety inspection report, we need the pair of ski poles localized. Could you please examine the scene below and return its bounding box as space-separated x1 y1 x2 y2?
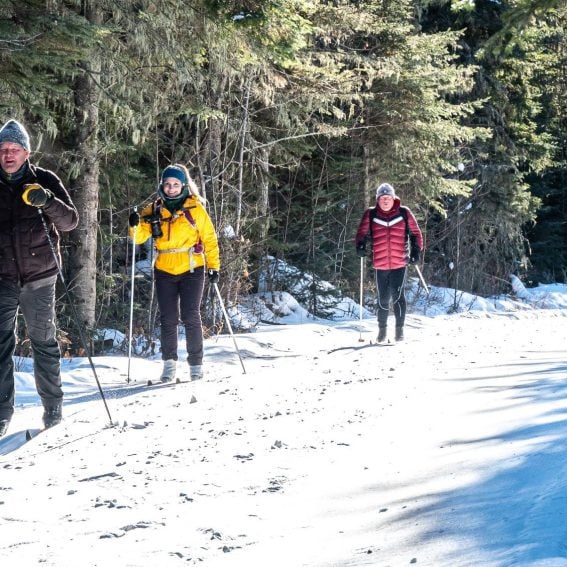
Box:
127 219 246 384
38 202 247 427
358 256 430 341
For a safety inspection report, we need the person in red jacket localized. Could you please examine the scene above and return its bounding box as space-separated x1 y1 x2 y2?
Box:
355 183 423 343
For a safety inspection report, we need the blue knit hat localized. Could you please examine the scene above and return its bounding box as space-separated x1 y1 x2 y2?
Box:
159 164 189 207
160 165 187 186
0 119 31 151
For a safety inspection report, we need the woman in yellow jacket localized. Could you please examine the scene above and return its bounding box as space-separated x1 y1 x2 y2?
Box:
128 164 220 382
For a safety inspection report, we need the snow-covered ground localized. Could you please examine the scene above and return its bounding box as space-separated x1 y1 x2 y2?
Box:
1 280 567 566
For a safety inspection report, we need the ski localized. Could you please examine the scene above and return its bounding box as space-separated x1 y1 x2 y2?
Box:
25 428 46 442
146 378 184 387
328 340 395 354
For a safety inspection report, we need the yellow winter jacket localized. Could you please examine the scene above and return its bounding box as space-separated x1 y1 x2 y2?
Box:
129 196 220 275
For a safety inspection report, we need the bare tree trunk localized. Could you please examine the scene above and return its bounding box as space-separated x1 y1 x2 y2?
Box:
235 76 251 237
363 145 371 208
67 3 101 330
257 146 271 242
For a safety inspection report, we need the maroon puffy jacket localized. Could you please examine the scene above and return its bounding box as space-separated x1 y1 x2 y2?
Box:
355 198 423 270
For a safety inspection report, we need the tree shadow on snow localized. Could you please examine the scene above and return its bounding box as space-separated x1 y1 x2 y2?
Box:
394 360 567 565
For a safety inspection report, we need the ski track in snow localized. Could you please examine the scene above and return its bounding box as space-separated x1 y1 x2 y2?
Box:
1 311 567 566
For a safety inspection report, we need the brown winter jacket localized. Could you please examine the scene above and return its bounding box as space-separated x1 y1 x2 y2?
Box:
0 162 79 285
356 198 423 270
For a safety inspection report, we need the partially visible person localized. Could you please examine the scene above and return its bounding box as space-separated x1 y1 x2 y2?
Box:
0 119 79 437
355 183 423 343
129 164 220 383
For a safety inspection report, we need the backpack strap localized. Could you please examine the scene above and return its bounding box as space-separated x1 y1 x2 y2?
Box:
367 207 375 241
182 205 204 255
399 206 409 237
146 197 161 220
182 206 197 228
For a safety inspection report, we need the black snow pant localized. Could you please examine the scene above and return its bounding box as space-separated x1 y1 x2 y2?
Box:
375 267 408 329
0 276 62 421
155 267 205 366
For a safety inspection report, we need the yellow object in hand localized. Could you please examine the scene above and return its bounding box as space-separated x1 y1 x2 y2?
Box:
22 183 52 207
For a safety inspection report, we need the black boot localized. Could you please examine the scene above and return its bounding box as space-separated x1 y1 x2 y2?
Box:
0 418 10 438
395 326 404 341
43 401 63 429
377 327 387 343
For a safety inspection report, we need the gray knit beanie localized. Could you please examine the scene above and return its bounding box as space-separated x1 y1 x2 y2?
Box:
0 119 31 151
376 183 395 198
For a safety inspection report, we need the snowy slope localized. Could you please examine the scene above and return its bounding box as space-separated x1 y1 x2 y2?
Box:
1 285 567 566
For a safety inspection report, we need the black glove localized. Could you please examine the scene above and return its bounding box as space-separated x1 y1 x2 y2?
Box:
23 184 53 208
129 210 140 227
208 269 219 284
409 246 421 264
356 242 367 257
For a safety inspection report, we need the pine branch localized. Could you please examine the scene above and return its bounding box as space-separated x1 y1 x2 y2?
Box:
0 34 42 51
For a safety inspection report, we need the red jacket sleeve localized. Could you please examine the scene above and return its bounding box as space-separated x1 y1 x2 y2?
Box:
405 207 423 250
355 209 371 246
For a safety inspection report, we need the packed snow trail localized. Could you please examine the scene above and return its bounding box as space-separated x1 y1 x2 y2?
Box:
1 311 566 566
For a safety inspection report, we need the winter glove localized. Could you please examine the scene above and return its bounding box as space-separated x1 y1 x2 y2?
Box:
22 183 53 208
208 269 219 284
356 242 367 257
409 246 421 264
128 210 140 227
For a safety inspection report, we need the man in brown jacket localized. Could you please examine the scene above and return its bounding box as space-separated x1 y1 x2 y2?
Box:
0 119 78 437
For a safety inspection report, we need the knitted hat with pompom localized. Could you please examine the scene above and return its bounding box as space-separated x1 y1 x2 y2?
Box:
376 183 395 198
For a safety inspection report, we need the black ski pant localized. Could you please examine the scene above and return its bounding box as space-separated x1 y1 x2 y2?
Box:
375 267 408 329
0 276 62 421
155 267 205 366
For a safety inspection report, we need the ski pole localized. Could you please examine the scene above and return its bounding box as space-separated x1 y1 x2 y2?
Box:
127 208 137 384
37 208 114 426
414 264 430 295
358 256 365 342
213 283 246 374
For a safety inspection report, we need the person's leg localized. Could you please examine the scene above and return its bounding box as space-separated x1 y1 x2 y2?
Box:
0 281 20 429
20 276 63 427
155 270 181 362
375 269 392 340
391 267 408 340
179 267 205 372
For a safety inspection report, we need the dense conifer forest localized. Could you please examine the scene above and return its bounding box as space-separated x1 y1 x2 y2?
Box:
0 0 564 344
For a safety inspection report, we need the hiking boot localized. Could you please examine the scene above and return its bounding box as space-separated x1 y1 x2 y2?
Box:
0 418 10 437
43 401 63 429
377 327 387 343
395 326 404 342
160 360 177 383
190 365 203 381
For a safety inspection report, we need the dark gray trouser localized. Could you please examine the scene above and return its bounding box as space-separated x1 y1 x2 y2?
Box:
155 267 205 366
0 276 62 420
375 267 408 329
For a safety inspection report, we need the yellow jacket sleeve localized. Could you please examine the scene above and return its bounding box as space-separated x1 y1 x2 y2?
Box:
128 203 154 245
198 204 220 271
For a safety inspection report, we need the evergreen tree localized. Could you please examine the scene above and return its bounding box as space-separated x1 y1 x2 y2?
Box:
418 0 548 296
